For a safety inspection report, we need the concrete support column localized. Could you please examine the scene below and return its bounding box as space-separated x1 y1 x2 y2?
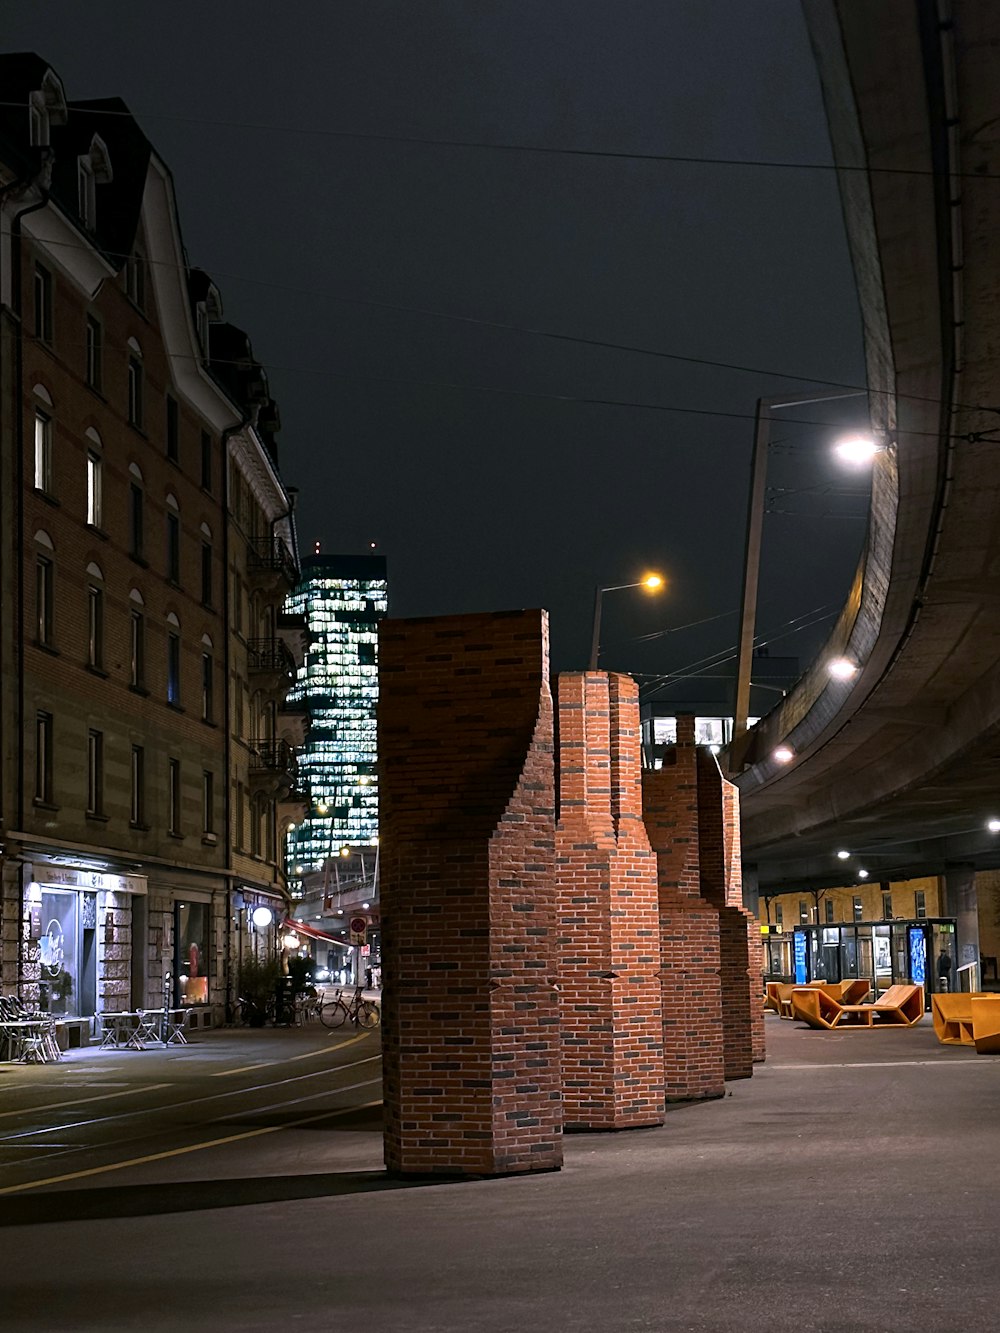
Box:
944 863 981 978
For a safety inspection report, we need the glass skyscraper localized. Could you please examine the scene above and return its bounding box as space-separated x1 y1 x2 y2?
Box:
285 553 388 875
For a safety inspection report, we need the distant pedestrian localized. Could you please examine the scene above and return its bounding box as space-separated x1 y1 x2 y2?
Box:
936 951 953 991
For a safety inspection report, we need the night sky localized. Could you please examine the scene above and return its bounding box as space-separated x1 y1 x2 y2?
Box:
5 1 871 696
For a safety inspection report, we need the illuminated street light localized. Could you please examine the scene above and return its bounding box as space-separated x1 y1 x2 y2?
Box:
827 657 858 681
836 849 851 860
833 433 882 466
773 745 794 764
589 573 665 671
339 845 351 858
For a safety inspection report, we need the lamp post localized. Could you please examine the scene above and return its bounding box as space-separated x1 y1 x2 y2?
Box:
589 574 664 671
731 390 869 752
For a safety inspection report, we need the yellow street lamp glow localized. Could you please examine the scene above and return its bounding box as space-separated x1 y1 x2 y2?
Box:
339 845 351 858
833 433 881 466
642 573 664 590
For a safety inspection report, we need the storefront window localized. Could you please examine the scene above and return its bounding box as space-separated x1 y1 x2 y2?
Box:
176 901 209 1006
39 889 78 1016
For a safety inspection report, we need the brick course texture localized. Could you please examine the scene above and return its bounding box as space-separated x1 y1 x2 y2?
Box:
379 609 562 1177
555 672 664 1129
696 747 766 1073
642 716 727 1100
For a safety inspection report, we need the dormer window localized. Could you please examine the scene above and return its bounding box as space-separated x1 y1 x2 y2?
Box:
28 70 67 149
76 137 112 232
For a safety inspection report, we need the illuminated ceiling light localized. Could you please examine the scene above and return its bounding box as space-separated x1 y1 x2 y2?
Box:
833 433 881 466
857 869 869 880
362 901 371 910
773 745 794 764
988 818 1000 833
709 744 720 756
836 849 851 860
827 657 858 681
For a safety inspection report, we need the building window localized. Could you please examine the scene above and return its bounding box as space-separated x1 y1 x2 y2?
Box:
168 758 181 835
88 584 104 669
130 744 145 826
130 610 145 688
34 410 52 492
129 483 144 559
200 431 213 492
201 652 214 722
35 712 53 804
915 889 927 919
87 451 102 527
774 903 783 927
824 898 835 924
87 729 104 816
166 511 180 583
167 632 181 705
166 396 179 462
175 902 209 1007
77 158 95 229
85 315 102 391
202 770 215 835
882 891 893 920
201 542 213 607
798 899 809 925
35 555 53 646
853 896 863 922
126 249 145 309
127 357 144 429
34 264 53 342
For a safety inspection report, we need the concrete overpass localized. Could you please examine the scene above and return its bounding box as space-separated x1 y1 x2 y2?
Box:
731 0 1000 932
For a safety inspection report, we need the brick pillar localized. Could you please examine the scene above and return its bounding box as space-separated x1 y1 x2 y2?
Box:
697 749 766 1073
379 609 562 1177
642 715 725 1100
555 673 663 1130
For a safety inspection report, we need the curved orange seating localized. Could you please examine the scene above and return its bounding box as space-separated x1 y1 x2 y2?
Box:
932 993 1000 1052
791 983 924 1030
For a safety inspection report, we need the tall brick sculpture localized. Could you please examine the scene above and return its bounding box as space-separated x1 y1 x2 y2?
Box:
555 673 664 1129
697 749 766 1070
642 715 727 1100
379 609 562 1176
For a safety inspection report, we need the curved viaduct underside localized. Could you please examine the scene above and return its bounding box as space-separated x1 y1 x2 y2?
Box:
733 1 1000 892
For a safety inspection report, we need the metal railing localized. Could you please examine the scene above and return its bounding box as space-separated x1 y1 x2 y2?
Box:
246 638 296 676
247 536 298 585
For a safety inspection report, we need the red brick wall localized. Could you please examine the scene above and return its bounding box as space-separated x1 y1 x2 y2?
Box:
379 610 562 1176
642 715 726 1100
697 750 766 1072
555 673 664 1129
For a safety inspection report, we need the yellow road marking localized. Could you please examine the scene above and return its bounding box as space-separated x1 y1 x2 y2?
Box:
209 1030 368 1076
0 1092 383 1195
0 1083 171 1121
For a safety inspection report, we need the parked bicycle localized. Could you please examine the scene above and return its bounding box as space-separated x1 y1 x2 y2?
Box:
319 985 380 1029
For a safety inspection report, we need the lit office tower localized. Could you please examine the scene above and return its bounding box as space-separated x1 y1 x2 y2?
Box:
285 553 388 874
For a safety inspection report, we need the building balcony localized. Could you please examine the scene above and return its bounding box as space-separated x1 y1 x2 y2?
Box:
249 737 300 798
276 698 309 748
275 610 308 667
247 536 298 589
277 785 310 827
246 637 296 684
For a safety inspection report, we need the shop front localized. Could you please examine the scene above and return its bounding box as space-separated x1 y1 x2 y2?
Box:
783 919 958 1005
23 860 147 1039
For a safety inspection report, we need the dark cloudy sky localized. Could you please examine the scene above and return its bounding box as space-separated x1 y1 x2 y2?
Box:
6 1 870 698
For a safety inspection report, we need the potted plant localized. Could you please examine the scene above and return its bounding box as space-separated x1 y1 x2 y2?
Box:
237 955 280 1027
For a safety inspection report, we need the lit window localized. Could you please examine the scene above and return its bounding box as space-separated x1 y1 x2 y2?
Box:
167 632 181 705
915 889 926 919
853 896 863 922
87 451 102 527
34 411 52 492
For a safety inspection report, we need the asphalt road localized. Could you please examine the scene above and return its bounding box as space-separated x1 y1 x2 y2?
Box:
2 1015 999 1332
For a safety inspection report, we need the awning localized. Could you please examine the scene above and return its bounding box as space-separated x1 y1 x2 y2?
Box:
283 916 354 950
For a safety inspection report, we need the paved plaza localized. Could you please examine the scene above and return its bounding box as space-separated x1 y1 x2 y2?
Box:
2 1015 998 1331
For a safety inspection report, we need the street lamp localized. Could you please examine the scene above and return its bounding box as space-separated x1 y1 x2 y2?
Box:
732 389 869 749
589 574 664 671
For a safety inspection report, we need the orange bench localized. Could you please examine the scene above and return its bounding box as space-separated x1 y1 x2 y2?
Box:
932 993 1000 1053
791 983 924 1030
766 979 870 1019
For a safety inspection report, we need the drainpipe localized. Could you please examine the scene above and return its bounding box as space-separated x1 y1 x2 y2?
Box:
220 410 251 1022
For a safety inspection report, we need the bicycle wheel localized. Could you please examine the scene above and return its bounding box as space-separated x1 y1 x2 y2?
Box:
320 999 349 1028
358 1002 381 1029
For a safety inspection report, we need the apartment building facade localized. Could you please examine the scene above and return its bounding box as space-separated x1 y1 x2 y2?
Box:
0 55 299 1032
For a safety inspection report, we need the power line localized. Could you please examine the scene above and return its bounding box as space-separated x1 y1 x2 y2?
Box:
5 99 1000 182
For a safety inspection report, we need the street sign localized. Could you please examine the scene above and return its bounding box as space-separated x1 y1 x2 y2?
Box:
349 915 367 946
